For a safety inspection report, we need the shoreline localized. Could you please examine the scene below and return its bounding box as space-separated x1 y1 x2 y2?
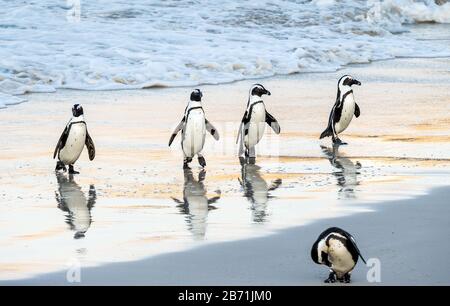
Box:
3 53 450 111
2 185 449 285
0 56 449 283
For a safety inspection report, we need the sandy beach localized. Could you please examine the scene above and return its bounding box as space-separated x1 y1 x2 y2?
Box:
4 186 449 286
1 57 450 285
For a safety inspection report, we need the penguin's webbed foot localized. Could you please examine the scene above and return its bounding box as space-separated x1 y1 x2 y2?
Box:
68 165 79 174
332 137 347 146
324 271 337 283
198 155 206 168
55 161 66 172
342 273 351 283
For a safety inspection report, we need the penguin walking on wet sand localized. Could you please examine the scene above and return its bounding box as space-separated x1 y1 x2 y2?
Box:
320 75 361 145
311 227 366 283
54 104 95 174
169 89 220 169
237 84 280 161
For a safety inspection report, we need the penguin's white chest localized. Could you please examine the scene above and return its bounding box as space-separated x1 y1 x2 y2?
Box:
245 103 266 148
59 123 86 165
182 109 206 158
328 239 355 277
334 94 355 134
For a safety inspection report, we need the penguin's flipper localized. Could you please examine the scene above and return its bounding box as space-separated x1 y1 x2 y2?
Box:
265 111 281 134
354 103 361 118
237 111 249 156
85 130 96 161
53 124 70 159
205 119 220 140
333 102 343 125
169 118 185 146
236 111 248 144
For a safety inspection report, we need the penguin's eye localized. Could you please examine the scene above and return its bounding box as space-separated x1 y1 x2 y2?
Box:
342 78 352 86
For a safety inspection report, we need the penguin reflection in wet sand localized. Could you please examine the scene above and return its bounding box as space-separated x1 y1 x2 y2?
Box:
311 227 366 283
239 159 282 223
237 84 280 161
54 104 95 174
172 169 221 239
321 145 361 199
320 75 361 145
55 173 96 239
169 89 220 169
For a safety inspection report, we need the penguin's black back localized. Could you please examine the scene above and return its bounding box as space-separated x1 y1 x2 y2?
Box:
311 227 363 264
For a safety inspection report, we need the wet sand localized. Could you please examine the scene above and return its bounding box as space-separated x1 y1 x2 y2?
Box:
0 57 449 284
4 186 449 285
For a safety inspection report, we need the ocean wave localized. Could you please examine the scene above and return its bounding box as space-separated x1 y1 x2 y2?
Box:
1 0 449 108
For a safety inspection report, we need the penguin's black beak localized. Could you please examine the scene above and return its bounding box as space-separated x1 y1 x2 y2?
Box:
352 79 361 86
265 90 271 96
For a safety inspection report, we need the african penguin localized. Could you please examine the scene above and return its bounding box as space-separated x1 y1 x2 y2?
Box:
172 169 220 240
55 172 96 239
237 84 280 161
54 104 96 174
311 227 366 283
169 89 220 169
320 75 361 145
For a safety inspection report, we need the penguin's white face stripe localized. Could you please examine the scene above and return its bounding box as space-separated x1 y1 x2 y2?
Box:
338 75 354 91
317 239 328 264
329 232 345 240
